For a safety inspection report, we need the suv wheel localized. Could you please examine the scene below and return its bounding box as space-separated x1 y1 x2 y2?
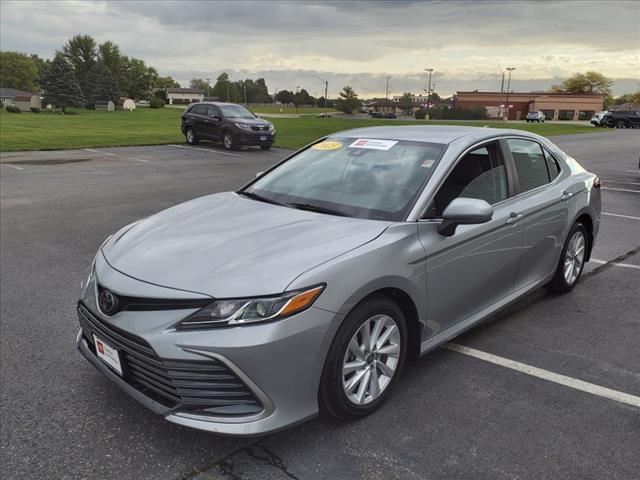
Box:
222 131 237 150
185 127 198 145
545 222 588 293
615 120 626 129
319 296 407 420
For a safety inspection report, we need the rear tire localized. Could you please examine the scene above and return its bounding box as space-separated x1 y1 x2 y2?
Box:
185 127 198 145
615 120 626 129
545 222 588 293
319 296 407 420
260 145 272 150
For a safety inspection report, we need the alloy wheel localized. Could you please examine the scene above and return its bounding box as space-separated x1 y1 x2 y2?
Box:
186 129 194 143
563 230 586 285
223 133 233 149
342 314 401 405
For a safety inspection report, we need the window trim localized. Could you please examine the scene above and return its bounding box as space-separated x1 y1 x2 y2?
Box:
418 139 517 220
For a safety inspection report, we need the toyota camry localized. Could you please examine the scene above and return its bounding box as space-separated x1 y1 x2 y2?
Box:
77 126 601 435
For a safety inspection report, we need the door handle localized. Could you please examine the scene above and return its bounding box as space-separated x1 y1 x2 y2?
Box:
560 191 573 201
505 213 524 225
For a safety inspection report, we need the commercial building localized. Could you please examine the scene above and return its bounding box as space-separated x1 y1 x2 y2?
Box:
166 88 204 105
455 91 604 121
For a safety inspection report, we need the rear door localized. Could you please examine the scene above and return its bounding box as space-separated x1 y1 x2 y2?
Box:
418 140 524 336
503 138 569 290
190 104 212 138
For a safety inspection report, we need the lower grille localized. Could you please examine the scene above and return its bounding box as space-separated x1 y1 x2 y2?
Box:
78 303 263 416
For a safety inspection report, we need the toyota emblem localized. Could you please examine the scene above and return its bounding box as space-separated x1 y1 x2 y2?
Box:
99 288 119 315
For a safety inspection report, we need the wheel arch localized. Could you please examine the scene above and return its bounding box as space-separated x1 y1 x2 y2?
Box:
574 211 595 261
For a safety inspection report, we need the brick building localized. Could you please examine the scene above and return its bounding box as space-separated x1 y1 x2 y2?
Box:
455 91 604 121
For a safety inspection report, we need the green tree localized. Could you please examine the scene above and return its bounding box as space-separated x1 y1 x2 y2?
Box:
120 57 158 99
155 76 180 89
41 52 84 112
97 41 123 79
400 92 413 103
276 89 294 104
212 72 231 101
62 34 97 102
86 62 120 107
335 85 360 113
189 78 211 96
551 71 613 95
0 51 40 91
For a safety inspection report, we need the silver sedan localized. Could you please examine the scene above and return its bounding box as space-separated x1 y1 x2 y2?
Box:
77 126 601 435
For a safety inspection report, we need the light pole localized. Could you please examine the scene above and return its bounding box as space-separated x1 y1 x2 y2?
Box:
385 76 391 112
315 76 329 114
243 80 247 106
425 68 433 106
505 67 516 120
205 78 211 99
295 86 300 114
497 66 505 119
226 80 230 102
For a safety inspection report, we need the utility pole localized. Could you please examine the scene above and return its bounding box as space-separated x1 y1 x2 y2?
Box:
505 67 516 120
295 86 300 115
324 80 328 113
226 80 230 102
425 68 434 106
205 78 211 99
243 80 247 106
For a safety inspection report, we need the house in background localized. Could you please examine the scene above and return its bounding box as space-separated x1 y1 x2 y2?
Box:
0 88 41 111
166 88 204 105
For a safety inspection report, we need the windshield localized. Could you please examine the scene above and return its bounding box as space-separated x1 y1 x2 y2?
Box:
243 137 445 221
219 104 255 119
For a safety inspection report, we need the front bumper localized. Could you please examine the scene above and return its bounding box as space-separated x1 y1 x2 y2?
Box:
77 258 341 435
235 131 275 146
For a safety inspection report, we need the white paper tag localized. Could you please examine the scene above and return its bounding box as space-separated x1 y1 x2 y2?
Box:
348 138 398 151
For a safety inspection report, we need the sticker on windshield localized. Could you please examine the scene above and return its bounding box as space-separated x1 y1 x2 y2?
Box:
348 139 398 151
421 159 435 168
312 141 343 150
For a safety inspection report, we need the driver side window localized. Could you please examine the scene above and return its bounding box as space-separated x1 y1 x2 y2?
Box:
427 142 509 217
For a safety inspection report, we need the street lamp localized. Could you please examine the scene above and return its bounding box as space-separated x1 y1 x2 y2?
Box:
385 76 391 111
243 80 247 106
425 68 434 106
315 76 329 114
505 67 516 120
295 86 300 114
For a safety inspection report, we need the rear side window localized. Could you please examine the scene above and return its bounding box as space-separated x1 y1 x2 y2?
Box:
543 149 561 180
190 104 208 115
506 139 551 193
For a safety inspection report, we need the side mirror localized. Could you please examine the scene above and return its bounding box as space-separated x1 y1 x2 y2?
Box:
255 171 264 178
437 197 493 237
209 114 220 120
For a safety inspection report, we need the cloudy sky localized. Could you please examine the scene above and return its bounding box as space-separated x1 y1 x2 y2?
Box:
1 0 638 97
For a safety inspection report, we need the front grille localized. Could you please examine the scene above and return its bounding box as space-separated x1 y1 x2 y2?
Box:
78 303 263 416
250 125 270 131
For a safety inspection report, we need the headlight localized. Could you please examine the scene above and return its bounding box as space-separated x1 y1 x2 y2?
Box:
235 123 253 131
268 124 276 133
177 285 325 329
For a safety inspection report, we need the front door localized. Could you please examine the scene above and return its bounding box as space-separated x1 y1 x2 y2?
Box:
417 141 523 339
206 105 222 140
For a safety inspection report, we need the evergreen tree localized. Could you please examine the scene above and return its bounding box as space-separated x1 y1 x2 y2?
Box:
87 62 120 107
335 86 360 114
41 52 84 112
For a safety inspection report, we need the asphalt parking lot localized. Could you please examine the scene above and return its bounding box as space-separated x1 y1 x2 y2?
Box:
1 130 639 480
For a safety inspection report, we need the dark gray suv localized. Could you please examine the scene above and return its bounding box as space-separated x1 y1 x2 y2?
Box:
181 102 276 150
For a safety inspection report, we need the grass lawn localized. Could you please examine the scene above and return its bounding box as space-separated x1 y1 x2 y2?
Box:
0 107 604 152
250 105 337 114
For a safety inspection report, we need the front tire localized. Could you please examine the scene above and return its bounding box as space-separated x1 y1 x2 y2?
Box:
185 127 198 145
545 222 588 293
615 120 626 129
222 131 237 150
319 296 407 420
260 145 272 150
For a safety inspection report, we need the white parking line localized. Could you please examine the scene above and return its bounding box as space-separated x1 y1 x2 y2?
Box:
2 164 24 170
128 157 150 163
169 144 241 157
625 170 640 174
590 259 640 270
84 148 99 153
445 343 640 408
603 187 640 194
603 180 640 186
602 212 640 221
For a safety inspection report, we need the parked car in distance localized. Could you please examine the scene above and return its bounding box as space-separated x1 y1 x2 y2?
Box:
384 112 398 119
601 110 640 129
526 111 545 123
369 111 385 118
181 102 276 150
77 126 601 436
590 111 608 127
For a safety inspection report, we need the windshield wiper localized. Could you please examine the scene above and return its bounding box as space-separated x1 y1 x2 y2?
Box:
237 191 285 206
286 202 352 217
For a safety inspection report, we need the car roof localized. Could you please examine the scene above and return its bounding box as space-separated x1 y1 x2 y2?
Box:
327 125 538 145
192 101 244 107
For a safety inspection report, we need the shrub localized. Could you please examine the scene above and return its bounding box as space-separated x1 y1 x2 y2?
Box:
6 105 21 113
414 108 427 120
149 96 165 108
30 107 41 113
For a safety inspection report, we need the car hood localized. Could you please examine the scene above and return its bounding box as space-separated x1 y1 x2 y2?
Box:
102 192 389 298
230 117 271 126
